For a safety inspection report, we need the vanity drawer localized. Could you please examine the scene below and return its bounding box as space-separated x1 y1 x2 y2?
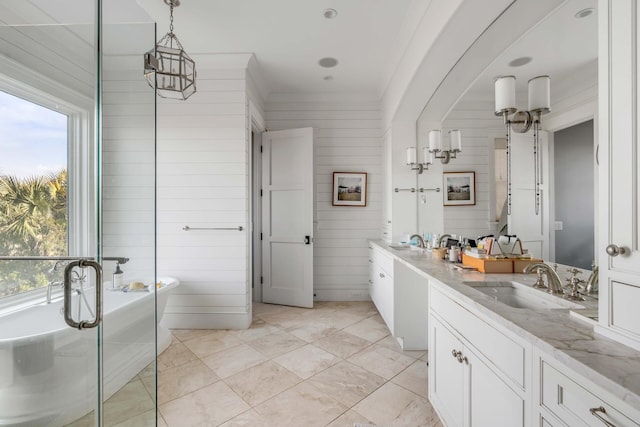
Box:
541 361 640 427
371 246 393 277
430 286 526 389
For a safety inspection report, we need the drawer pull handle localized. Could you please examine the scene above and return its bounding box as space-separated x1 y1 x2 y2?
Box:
590 406 616 427
379 273 385 278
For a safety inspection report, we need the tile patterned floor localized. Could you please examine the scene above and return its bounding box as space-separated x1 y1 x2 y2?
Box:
74 301 444 426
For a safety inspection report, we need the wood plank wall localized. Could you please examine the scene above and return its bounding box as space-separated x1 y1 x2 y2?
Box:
156 68 251 329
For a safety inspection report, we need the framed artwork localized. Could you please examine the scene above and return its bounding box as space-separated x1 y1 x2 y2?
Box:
332 172 367 206
443 171 476 206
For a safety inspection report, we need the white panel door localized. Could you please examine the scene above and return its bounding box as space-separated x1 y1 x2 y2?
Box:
508 130 550 260
262 127 314 308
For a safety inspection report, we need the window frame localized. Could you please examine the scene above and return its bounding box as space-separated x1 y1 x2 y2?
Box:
0 55 95 311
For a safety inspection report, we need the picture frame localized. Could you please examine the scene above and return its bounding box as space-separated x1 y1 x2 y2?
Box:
443 171 476 206
332 172 367 207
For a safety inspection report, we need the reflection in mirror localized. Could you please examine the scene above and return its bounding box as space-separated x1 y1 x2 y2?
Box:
417 0 597 271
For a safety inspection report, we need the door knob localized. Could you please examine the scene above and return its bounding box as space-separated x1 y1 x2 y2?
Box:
304 236 311 245
606 244 626 257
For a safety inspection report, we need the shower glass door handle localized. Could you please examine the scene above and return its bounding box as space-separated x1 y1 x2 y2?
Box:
64 260 103 329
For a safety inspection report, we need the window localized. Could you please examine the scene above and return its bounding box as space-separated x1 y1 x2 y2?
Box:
0 90 69 297
0 58 94 308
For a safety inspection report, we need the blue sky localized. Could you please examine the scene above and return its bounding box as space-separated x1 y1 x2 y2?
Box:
0 91 67 179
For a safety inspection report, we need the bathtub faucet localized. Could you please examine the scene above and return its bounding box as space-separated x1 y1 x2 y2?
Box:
46 281 64 304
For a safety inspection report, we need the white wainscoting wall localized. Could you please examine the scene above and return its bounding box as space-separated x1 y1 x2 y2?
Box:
156 64 253 329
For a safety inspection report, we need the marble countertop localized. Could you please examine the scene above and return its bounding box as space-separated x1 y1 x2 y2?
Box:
370 240 640 411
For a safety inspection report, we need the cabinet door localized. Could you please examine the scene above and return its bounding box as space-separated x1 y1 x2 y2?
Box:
467 349 525 427
598 0 640 349
429 316 465 427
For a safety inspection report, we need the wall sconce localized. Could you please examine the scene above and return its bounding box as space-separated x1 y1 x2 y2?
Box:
428 129 462 164
406 146 433 174
494 75 551 215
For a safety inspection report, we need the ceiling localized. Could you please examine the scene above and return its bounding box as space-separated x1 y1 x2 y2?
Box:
136 0 430 97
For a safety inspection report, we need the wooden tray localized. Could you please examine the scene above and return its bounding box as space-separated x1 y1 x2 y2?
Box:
462 254 513 273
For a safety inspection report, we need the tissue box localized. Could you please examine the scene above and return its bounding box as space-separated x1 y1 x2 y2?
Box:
462 254 513 273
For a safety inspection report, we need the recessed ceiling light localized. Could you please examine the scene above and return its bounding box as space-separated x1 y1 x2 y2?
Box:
318 57 339 68
509 56 533 67
575 8 594 19
323 8 338 19
323 75 333 81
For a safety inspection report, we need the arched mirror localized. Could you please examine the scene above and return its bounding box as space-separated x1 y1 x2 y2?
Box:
416 0 598 271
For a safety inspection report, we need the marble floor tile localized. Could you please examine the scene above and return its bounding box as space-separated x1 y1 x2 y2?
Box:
170 329 214 343
315 330 373 359
181 329 243 359
143 358 219 404
307 309 365 330
392 359 429 398
273 344 340 379
254 382 348 427
252 302 291 317
353 382 440 427
159 381 249 427
233 319 281 342
307 361 386 407
286 321 339 343
246 330 306 358
325 409 375 427
157 339 198 372
343 316 391 342
201 343 267 379
111 409 167 427
103 379 155 426
375 335 427 360
219 409 269 427
337 301 379 317
224 360 301 406
259 309 313 329
348 345 416 380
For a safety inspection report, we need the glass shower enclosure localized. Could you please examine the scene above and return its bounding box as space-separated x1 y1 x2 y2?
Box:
0 1 158 425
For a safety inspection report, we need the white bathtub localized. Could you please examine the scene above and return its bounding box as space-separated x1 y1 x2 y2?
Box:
0 277 179 426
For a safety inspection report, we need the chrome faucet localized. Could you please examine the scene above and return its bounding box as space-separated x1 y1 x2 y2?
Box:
438 234 452 248
585 263 599 294
409 234 426 248
523 263 564 295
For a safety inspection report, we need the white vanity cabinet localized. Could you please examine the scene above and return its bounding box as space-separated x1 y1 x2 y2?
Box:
368 244 429 349
535 352 640 427
368 245 394 332
598 0 640 350
429 283 529 427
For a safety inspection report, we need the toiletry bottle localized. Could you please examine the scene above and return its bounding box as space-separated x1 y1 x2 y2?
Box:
113 262 123 288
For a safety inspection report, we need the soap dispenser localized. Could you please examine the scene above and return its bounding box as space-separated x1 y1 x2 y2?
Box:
113 262 124 288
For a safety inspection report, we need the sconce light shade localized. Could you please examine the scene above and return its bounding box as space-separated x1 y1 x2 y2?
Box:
494 75 517 115
423 148 433 165
406 147 417 165
449 129 462 152
528 75 550 113
428 130 442 152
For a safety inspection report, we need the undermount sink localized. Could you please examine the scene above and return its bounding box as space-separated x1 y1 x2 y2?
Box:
389 244 412 250
464 281 585 310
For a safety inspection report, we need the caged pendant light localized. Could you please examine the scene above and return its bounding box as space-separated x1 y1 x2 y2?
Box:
144 0 196 100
